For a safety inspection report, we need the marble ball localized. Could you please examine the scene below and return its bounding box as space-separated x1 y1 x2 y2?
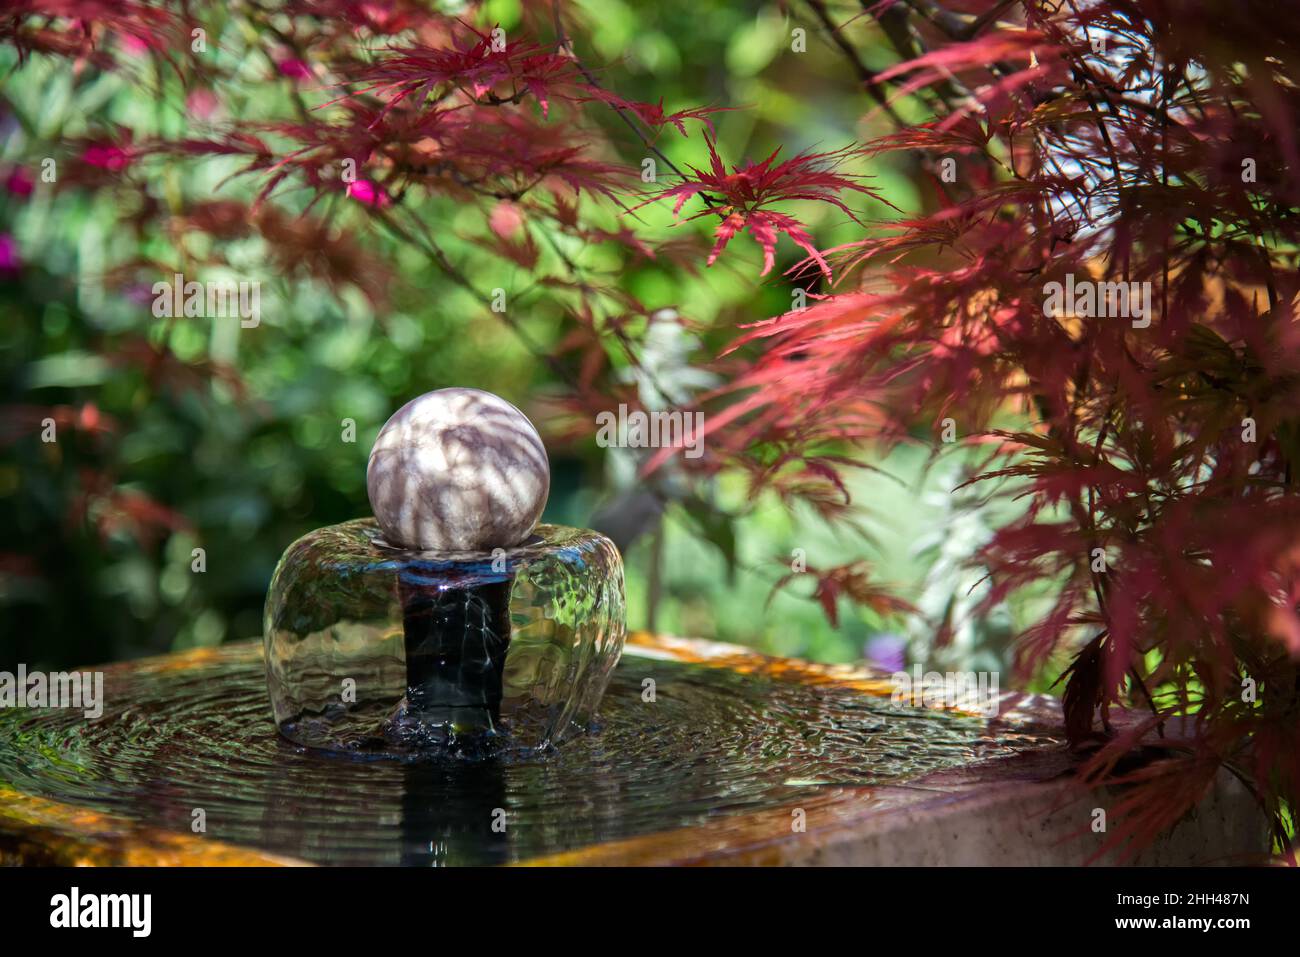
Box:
366 388 550 552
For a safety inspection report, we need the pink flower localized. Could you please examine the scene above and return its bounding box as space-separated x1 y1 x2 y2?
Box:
82 144 130 171
490 200 524 239
185 89 220 120
346 179 390 207
117 33 152 57
0 233 21 276
277 59 313 80
4 168 34 197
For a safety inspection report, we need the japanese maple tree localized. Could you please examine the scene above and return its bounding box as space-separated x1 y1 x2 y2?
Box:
686 0 1300 859
4 0 1297 860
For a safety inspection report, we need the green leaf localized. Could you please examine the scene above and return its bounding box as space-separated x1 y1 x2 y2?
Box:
25 351 110 388
680 494 737 584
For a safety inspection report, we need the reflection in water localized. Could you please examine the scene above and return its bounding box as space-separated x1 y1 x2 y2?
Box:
0 645 1055 865
399 760 507 866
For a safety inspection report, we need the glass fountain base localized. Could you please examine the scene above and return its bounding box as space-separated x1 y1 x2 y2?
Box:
263 519 626 759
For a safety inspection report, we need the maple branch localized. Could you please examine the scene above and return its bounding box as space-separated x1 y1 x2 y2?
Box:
873 0 979 112
899 0 1020 45
804 0 905 126
550 1 726 214
536 228 682 407
245 2 314 123
369 206 580 392
903 0 1020 40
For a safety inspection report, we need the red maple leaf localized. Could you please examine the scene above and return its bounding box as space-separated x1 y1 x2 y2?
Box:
349 25 583 118
643 133 888 279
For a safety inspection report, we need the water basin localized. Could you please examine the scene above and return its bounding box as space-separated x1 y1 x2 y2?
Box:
0 635 1061 865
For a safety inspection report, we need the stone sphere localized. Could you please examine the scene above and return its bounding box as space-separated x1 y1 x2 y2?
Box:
366 388 550 552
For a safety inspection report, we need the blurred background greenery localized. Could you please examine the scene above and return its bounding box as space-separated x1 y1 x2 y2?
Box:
0 0 1048 682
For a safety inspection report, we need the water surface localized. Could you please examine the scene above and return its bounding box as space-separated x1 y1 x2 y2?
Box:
0 643 1053 865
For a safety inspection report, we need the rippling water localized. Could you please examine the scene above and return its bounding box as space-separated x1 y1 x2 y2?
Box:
0 643 1050 865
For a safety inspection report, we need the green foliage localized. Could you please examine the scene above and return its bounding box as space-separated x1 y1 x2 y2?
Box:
2 1 981 672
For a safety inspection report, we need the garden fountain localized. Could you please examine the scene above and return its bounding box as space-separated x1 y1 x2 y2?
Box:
0 389 1271 865
265 387 625 758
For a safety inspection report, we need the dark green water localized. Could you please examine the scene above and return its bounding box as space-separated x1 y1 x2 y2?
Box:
0 644 1054 865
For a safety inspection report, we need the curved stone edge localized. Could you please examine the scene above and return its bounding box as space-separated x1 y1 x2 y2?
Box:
624 631 1064 727
517 754 1273 867
0 785 311 867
